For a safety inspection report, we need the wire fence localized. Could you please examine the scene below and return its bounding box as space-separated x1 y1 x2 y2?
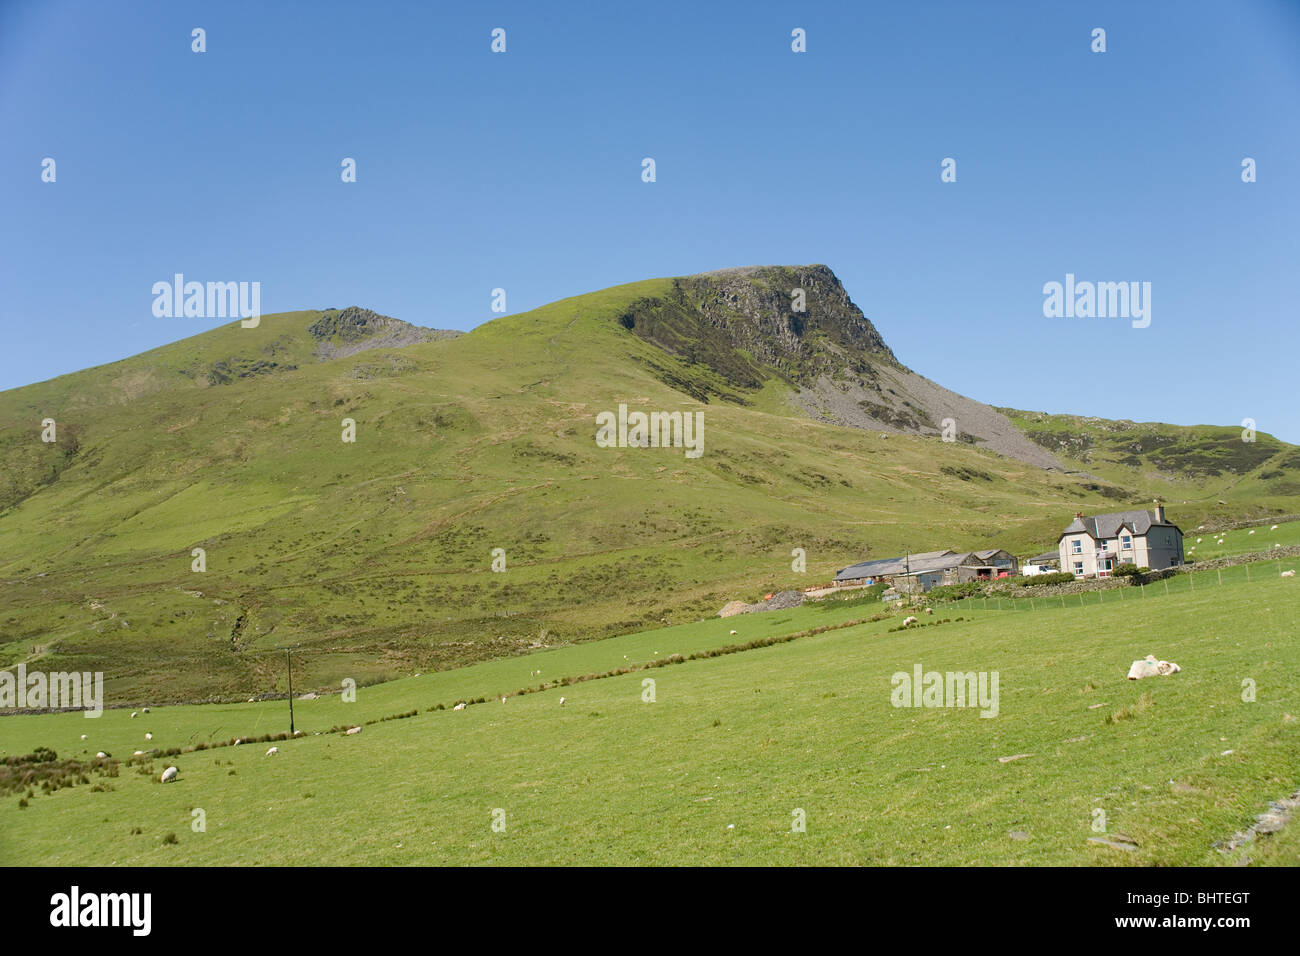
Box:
955 557 1295 615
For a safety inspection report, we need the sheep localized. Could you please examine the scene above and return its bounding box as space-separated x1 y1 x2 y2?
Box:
1271 524 1279 531
142 707 150 713
1282 570 1296 578
131 711 138 718
234 738 242 746
924 607 933 615
80 734 87 741
902 616 918 627
96 751 109 759
145 732 152 740
345 726 362 735
160 766 178 783
1276 543 1283 549
1127 654 1181 680
265 747 278 756
559 696 567 706
729 629 738 636
1196 538 1202 543
453 702 466 711
134 750 144 755
1249 529 1256 535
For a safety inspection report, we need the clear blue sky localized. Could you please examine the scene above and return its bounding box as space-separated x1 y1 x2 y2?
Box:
3 0 1298 440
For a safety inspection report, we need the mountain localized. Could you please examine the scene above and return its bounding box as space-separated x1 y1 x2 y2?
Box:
618 265 1062 469
1 266 1296 703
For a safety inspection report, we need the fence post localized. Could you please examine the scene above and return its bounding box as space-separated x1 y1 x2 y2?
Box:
1190 572 1194 591
1246 564 1250 582
1140 581 1145 598
1217 568 1222 586
1164 578 1169 596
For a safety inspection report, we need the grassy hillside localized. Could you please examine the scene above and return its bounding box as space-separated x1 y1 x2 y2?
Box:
3 562 1297 865
1 270 1298 704
1001 409 1299 512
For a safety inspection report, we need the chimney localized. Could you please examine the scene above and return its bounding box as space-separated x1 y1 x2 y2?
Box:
1075 511 1084 519
1153 501 1165 523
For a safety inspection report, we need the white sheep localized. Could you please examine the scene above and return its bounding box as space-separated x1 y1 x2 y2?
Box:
80 734 87 740
142 707 150 713
902 616 918 627
1127 654 1181 680
924 608 933 615
1196 538 1202 543
345 726 362 735
145 732 152 740
134 750 144 755
1249 529 1256 535
729 629 738 636
265 746 278 756
160 766 178 783
131 711 138 718
1282 570 1296 578
1271 524 1279 531
96 751 108 758
559 696 566 706
234 738 242 746
453 702 466 711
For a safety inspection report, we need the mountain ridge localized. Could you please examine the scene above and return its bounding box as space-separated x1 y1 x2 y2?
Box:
1 265 1296 702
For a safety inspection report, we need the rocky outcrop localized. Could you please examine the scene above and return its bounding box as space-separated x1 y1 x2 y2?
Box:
309 307 461 360
617 265 1064 469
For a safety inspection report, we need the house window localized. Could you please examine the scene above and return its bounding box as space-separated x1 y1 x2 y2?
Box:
1098 539 1108 551
1071 539 1082 554
1121 535 1132 549
1073 561 1083 574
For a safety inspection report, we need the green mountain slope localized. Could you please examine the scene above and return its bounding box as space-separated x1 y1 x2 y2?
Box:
1000 409 1299 515
1 267 1297 704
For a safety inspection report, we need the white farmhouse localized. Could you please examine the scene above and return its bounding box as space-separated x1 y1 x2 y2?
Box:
1058 505 1184 579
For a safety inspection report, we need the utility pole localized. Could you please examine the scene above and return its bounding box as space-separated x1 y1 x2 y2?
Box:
275 643 302 735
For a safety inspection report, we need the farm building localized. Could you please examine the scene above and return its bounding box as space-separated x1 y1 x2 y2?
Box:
834 548 1019 593
1058 504 1184 578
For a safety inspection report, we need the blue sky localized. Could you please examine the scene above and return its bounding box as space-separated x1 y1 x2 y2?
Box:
3 0 1298 440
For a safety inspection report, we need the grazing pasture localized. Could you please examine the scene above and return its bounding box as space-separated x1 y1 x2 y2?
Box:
3 564 1297 865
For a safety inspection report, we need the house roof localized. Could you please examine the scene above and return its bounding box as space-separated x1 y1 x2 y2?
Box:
1058 509 1180 541
835 550 954 581
1028 551 1059 564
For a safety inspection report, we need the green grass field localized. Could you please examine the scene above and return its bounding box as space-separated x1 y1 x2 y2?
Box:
1184 519 1300 561
4 560 1296 866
